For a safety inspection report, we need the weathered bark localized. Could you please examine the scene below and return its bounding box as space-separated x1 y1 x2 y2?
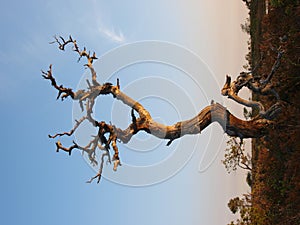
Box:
112 99 272 144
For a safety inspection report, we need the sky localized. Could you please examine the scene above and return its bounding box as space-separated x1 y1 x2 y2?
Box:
0 1 250 225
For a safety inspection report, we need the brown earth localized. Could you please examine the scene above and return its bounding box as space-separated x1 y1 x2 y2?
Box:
250 1 300 224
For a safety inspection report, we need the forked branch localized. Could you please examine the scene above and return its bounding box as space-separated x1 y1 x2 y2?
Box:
221 50 283 118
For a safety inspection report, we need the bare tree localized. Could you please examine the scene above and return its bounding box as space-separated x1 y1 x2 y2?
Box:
43 36 283 183
222 137 252 173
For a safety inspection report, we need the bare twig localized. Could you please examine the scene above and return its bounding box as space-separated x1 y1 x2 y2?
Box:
55 140 78 155
42 64 75 100
86 151 109 184
49 116 87 138
50 35 73 51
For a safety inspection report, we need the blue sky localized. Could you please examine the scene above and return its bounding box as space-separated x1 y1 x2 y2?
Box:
0 1 250 224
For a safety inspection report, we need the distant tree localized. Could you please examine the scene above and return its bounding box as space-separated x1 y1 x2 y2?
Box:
246 171 252 187
241 0 251 9
222 137 252 173
43 35 283 183
227 194 252 225
241 18 251 35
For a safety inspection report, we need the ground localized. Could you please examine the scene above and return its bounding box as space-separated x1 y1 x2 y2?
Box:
250 1 300 224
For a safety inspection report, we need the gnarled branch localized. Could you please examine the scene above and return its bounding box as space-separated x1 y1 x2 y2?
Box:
221 50 283 118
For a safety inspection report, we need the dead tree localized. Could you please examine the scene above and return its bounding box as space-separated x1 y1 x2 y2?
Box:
43 36 283 183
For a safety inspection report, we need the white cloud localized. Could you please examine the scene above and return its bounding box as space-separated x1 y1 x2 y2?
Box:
88 0 127 44
99 26 126 43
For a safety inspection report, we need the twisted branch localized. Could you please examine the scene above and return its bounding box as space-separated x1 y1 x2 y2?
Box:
49 116 87 138
221 50 283 118
42 64 75 100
